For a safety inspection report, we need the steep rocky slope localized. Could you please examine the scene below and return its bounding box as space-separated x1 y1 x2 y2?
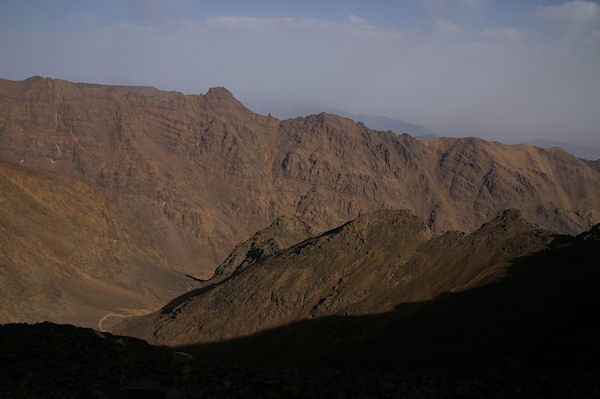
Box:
0 159 197 327
1 76 599 277
114 209 560 346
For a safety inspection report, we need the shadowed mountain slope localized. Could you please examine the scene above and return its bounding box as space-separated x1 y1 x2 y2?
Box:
1 76 599 277
6 317 599 399
183 222 600 377
2 220 597 398
0 158 198 327
114 209 561 347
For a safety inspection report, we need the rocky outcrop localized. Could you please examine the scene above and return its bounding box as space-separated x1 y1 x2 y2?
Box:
212 216 313 281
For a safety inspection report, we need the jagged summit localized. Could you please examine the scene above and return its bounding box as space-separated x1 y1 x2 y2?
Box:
476 208 529 232
205 86 235 98
212 215 313 280
201 86 250 114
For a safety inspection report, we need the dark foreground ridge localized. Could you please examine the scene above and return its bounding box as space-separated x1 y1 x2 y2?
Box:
1 214 599 398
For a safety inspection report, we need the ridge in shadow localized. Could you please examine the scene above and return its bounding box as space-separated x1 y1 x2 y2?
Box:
177 235 600 375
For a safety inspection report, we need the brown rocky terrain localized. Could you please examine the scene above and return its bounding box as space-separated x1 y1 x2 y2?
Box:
113 209 572 348
0 158 198 328
1 76 599 278
211 215 313 281
1 75 598 398
114 211 600 397
4 211 595 398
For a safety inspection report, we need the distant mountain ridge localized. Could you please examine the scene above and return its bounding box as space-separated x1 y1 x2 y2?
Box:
242 98 441 138
526 139 600 161
244 99 600 160
0 76 599 281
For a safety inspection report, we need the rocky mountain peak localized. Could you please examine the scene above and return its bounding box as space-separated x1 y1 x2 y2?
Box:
336 209 430 241
211 215 313 280
203 86 248 111
477 208 530 232
206 86 234 98
494 208 524 224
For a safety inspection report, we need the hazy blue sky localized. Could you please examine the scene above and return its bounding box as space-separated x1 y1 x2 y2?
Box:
1 0 599 145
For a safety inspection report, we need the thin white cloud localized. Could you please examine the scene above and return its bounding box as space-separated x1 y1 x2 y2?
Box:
144 0 187 14
345 14 368 25
415 0 484 15
459 0 484 8
431 17 461 33
201 15 405 41
103 23 154 34
68 13 95 24
535 0 600 25
483 27 524 41
205 15 367 31
416 0 449 13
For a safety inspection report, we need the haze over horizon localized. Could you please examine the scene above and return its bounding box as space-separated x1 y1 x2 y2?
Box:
1 0 599 146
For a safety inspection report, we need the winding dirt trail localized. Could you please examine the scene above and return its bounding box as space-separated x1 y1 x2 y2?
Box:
98 309 152 332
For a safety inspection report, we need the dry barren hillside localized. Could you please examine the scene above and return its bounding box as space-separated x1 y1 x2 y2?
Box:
1 76 599 277
0 159 197 327
114 209 561 346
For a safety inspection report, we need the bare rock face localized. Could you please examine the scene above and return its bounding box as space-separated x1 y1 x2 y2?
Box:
1 77 599 278
0 159 197 327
